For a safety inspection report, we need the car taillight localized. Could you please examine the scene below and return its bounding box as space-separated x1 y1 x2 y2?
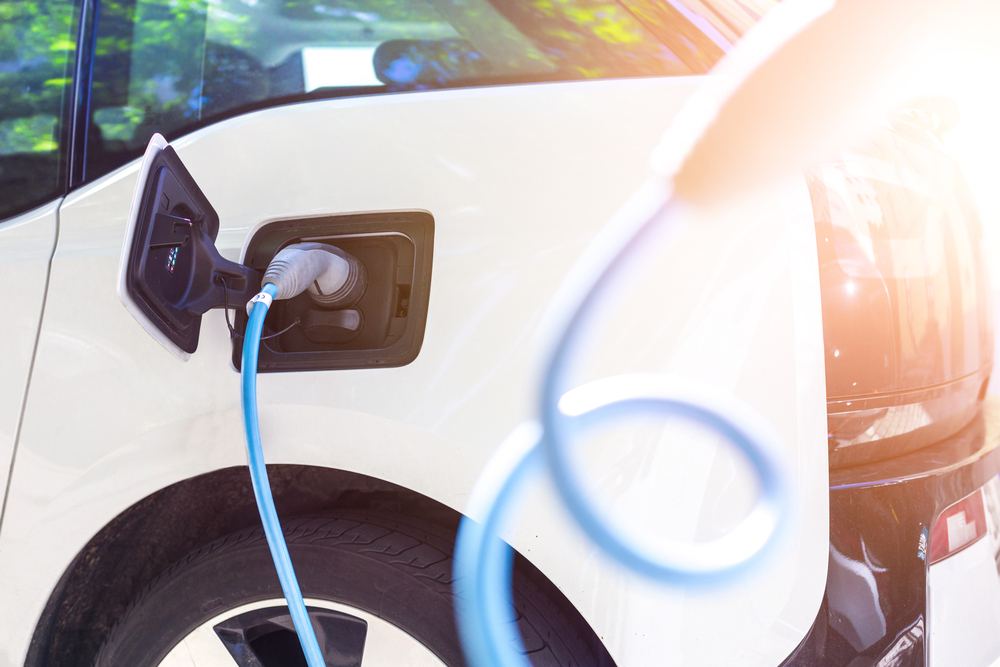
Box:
929 490 987 564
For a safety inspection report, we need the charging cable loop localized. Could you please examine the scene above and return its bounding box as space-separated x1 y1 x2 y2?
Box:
539 197 792 582
546 374 791 583
455 375 793 667
454 195 794 667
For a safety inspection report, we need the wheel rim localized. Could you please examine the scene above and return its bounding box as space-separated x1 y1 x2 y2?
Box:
157 598 447 667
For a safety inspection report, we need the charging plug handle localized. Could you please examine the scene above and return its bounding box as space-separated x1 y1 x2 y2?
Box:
180 223 262 314
263 242 367 309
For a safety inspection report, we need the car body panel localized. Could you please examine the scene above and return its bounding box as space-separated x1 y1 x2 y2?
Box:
0 202 59 507
0 78 829 666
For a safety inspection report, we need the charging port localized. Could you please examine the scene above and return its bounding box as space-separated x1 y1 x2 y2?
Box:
233 211 433 372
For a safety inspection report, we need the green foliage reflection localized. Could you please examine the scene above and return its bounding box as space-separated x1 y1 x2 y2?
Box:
0 0 78 219
0 0 76 128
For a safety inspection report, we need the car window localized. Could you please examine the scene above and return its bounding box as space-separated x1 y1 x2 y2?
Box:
84 0 777 182
0 0 81 221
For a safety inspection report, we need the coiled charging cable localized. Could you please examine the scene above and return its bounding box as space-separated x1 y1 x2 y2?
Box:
452 195 793 667
447 0 864 656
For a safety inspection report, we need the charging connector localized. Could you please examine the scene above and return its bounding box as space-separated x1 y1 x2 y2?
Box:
263 242 367 309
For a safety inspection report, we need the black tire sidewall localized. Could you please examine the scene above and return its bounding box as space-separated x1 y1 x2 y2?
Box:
94 510 613 667
94 513 464 666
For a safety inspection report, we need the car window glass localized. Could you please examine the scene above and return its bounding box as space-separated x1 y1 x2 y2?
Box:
616 0 774 70
84 0 777 182
0 0 80 221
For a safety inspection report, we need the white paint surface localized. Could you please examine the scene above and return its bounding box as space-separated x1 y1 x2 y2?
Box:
0 201 58 521
0 77 829 667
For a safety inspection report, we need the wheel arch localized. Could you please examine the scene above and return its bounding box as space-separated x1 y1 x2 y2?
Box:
24 463 613 667
25 464 461 667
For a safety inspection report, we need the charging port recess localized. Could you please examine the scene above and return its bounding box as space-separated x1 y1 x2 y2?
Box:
233 211 433 372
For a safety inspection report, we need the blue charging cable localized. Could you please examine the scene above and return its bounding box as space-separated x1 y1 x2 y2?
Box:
242 281 327 667
453 197 794 667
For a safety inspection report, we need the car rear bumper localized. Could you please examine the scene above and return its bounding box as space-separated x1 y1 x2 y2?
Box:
781 395 1000 666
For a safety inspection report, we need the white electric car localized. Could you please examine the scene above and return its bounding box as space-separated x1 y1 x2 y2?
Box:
2 0 999 666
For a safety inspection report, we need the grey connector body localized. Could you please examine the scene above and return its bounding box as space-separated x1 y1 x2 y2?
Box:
262 242 367 308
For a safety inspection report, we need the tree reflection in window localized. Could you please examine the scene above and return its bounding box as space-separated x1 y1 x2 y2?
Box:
0 0 78 220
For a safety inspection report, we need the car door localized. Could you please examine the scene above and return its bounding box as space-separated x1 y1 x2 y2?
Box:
0 1 833 666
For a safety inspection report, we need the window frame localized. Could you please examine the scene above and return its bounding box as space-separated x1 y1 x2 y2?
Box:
68 0 97 189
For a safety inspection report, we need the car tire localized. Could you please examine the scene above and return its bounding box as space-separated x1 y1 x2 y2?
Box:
92 510 613 667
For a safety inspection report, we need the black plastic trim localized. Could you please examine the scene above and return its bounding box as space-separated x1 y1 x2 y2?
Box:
830 397 1000 490
233 211 434 373
68 0 97 189
125 145 261 354
214 604 367 667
